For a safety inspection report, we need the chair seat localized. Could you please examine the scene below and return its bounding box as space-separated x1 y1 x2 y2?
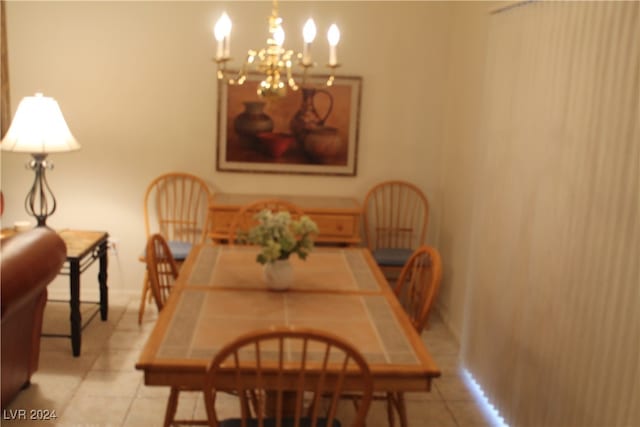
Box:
166 240 192 260
373 248 414 266
141 240 192 261
219 418 341 427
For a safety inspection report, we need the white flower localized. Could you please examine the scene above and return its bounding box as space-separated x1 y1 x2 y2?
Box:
247 209 318 264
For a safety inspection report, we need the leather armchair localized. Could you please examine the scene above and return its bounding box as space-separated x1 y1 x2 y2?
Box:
1 228 66 408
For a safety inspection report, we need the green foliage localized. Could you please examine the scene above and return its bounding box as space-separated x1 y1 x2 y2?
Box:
246 209 319 264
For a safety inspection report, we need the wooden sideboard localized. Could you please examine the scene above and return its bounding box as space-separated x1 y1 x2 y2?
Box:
207 193 362 246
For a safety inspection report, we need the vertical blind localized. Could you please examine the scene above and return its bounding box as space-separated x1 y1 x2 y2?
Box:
462 1 639 426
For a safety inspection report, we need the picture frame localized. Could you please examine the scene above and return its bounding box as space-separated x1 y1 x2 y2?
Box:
216 72 362 176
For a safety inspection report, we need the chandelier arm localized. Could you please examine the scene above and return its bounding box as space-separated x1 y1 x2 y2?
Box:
215 56 250 86
231 58 250 85
286 61 297 91
326 64 340 87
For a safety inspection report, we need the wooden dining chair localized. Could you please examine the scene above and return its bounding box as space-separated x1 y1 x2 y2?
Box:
394 245 443 334
227 198 305 245
340 245 442 427
138 172 212 323
362 180 429 280
147 232 210 427
191 326 373 427
386 245 442 427
145 234 179 312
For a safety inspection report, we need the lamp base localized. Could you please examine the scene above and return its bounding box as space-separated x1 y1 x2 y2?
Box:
25 153 57 228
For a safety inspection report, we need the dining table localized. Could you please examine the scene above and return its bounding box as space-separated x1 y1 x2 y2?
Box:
135 244 441 401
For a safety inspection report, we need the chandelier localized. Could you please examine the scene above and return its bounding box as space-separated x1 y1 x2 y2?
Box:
213 0 341 98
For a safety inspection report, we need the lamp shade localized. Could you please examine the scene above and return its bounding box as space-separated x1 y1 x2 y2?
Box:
1 93 80 153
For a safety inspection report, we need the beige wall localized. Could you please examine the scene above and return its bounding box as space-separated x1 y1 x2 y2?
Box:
1 1 453 298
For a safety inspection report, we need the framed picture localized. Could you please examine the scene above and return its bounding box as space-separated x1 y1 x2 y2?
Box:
216 73 362 176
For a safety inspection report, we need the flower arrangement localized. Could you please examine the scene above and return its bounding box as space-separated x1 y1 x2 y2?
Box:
245 209 319 264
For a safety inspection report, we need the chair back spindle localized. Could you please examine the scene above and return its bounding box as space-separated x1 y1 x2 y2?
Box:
394 245 442 333
145 234 179 311
144 172 212 245
364 181 429 251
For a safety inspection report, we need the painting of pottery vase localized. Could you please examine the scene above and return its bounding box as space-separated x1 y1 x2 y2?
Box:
218 73 361 176
290 88 333 144
304 126 344 164
234 101 274 145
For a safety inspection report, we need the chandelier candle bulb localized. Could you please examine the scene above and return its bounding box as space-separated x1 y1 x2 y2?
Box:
214 13 232 59
302 18 317 65
274 26 285 47
328 24 340 66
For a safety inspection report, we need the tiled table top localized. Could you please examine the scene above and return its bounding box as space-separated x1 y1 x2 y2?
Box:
137 244 440 392
186 246 380 292
158 288 417 366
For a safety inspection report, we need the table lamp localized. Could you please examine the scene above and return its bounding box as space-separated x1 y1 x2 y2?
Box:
1 93 80 227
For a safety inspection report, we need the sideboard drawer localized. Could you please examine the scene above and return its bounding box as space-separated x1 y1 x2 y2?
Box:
312 215 356 238
209 211 235 233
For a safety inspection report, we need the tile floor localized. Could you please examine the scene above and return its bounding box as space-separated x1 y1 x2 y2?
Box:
3 293 496 427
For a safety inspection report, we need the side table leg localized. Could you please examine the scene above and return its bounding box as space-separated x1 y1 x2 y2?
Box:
98 241 109 321
69 260 82 357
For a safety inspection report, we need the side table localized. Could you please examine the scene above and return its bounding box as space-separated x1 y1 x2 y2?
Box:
47 230 109 357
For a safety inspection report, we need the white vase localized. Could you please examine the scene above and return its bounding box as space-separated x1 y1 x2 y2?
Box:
263 259 293 291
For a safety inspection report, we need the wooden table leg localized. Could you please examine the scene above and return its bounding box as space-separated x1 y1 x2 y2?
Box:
137 271 150 324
